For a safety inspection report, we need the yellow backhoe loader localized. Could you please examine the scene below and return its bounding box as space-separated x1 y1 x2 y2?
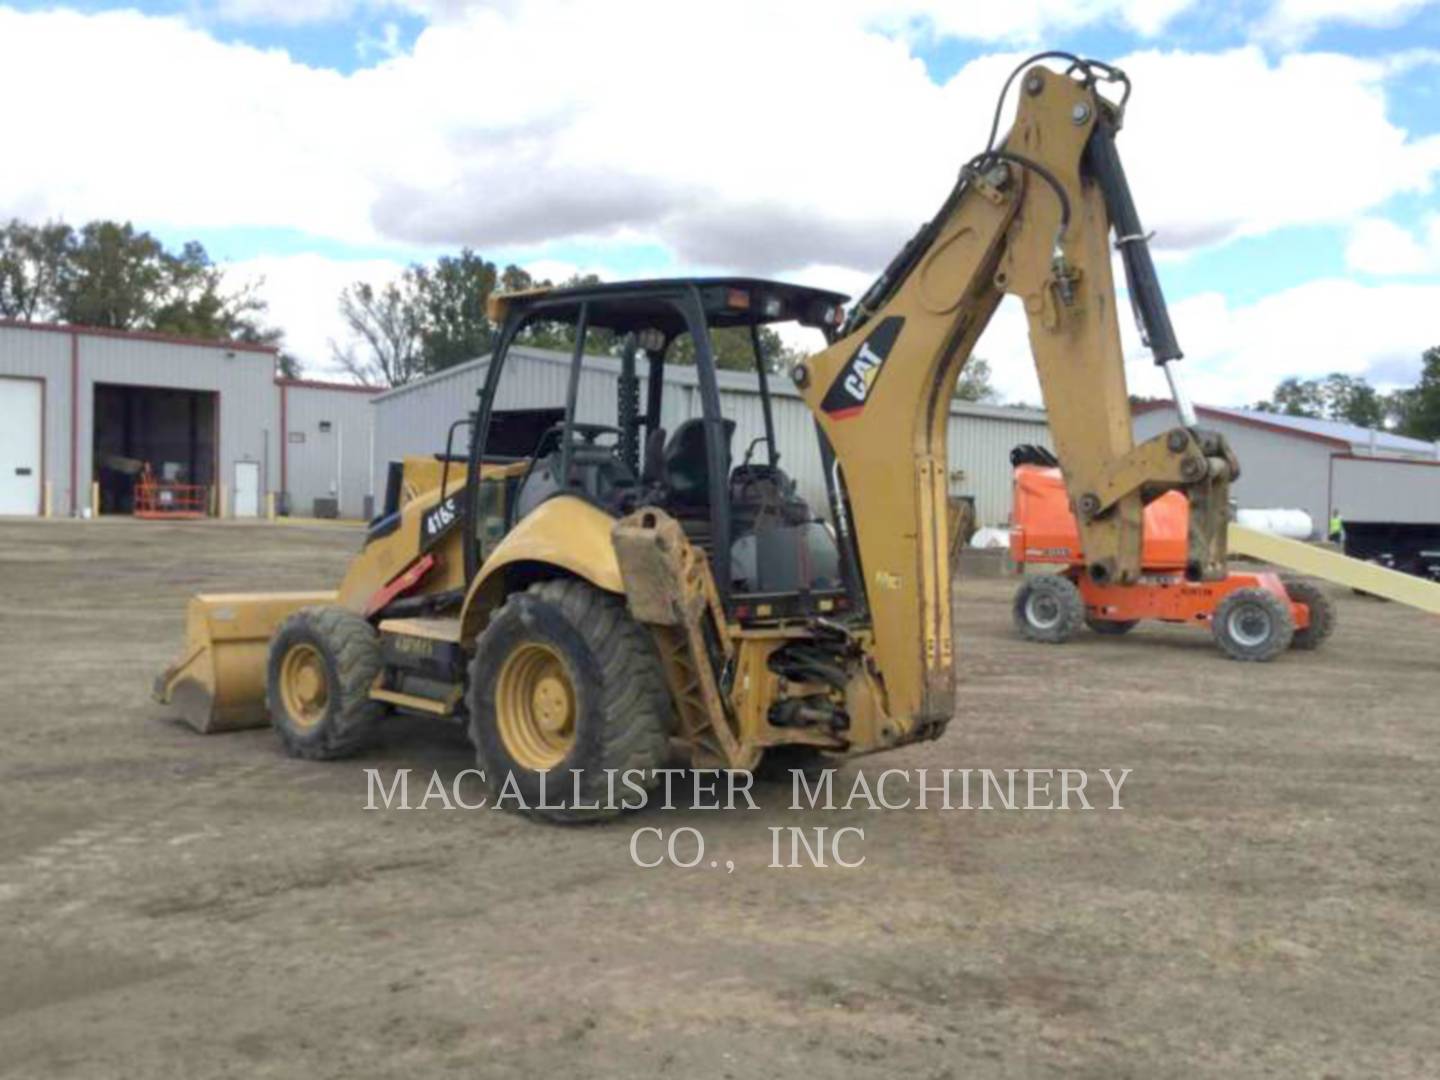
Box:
156 53 1241 818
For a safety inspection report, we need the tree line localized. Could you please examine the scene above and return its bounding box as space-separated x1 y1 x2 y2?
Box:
1251 354 1440 441
0 219 296 375
4 216 1428 428
331 250 823 387
332 250 999 398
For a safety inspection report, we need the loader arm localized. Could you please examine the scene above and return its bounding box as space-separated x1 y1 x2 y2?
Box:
793 59 1237 726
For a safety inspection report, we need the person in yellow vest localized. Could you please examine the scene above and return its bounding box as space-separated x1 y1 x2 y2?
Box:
1328 509 1344 544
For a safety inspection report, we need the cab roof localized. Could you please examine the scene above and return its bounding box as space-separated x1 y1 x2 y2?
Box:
486 276 849 337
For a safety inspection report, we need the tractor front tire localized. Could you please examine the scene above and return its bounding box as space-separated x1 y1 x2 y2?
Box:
1284 580 1336 650
468 579 671 822
1212 587 1294 662
267 606 384 760
1013 574 1084 644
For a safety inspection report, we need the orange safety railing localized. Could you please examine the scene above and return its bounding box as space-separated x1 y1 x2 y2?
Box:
134 477 210 519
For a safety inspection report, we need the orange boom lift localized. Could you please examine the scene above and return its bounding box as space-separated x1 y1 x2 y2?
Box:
1008 459 1335 660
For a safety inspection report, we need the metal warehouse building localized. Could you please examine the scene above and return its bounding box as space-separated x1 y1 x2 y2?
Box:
0 321 377 519
371 345 1052 528
1135 402 1440 538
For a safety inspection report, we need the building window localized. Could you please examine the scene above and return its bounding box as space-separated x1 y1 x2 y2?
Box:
318 421 332 433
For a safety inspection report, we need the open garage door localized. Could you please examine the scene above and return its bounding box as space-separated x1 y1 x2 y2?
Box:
1332 455 1440 527
93 384 217 515
0 377 42 515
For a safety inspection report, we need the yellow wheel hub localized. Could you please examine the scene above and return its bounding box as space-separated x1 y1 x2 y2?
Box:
279 642 330 730
496 642 576 770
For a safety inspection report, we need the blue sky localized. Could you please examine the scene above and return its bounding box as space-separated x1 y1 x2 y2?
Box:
1 0 1437 403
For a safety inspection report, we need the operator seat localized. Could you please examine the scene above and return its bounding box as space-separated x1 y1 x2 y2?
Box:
641 426 667 487
662 418 735 513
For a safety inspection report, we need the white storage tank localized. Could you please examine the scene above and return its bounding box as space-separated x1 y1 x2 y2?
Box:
1235 508 1313 540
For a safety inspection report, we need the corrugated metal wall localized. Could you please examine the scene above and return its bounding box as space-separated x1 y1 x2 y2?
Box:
0 325 72 513
1136 405 1335 538
373 346 1052 526
0 323 391 519
281 383 379 519
74 334 278 515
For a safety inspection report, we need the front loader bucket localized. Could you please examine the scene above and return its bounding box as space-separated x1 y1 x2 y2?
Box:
153 591 337 733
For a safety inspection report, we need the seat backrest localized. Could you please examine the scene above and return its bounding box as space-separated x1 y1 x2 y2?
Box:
641 426 667 486
663 418 735 510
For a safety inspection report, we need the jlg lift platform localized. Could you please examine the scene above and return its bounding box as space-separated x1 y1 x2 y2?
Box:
1009 463 1333 661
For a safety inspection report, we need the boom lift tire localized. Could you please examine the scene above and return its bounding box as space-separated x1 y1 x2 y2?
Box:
1211 587 1293 662
1284 580 1335 651
1014 574 1085 644
1086 616 1138 636
468 578 671 821
267 607 385 760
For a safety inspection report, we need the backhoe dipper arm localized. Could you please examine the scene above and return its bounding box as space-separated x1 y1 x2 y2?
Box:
792 59 1237 730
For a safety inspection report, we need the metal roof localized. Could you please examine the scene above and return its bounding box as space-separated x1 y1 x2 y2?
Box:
488 277 849 334
369 345 1047 423
0 317 278 355
1201 405 1437 457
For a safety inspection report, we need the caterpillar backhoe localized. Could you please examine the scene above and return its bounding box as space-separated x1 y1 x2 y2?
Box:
156 53 1243 818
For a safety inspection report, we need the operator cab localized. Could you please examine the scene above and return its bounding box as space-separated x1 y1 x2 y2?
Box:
465 277 860 624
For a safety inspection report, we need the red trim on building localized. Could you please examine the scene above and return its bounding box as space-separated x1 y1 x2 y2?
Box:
0 317 277 355
279 381 288 503
69 331 79 514
1132 400 1350 449
275 377 381 395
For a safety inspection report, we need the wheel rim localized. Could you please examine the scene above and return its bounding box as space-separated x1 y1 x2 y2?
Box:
279 642 329 730
1025 592 1063 630
1227 604 1272 648
495 642 576 770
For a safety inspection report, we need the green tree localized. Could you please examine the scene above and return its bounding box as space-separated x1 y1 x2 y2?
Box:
0 220 70 321
1319 373 1385 428
53 221 169 329
1394 346 1440 440
665 325 801 373
954 356 997 402
0 218 292 372
333 277 426 386
1254 376 1326 418
1254 373 1386 427
414 249 498 372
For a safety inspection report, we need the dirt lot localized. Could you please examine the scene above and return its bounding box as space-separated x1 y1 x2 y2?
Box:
0 518 1436 1078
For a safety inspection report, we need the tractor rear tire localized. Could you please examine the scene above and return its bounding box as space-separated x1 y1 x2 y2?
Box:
1013 574 1084 644
1086 616 1138 636
1284 580 1335 650
267 606 385 760
468 579 671 822
1212 587 1293 662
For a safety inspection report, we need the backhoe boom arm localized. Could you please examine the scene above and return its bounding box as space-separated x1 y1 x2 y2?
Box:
794 59 1237 730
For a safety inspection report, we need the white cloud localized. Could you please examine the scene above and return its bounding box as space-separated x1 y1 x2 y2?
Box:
204 0 1200 40
4 8 1437 275
1257 0 1434 47
1345 215 1440 274
975 278 1440 407
226 253 407 375
1114 48 1440 252
0 9 381 244
4 4 1438 400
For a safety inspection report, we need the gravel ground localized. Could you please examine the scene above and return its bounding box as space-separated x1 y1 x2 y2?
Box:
0 517 1436 1078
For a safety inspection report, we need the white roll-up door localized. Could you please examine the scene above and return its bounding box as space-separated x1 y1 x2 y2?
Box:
0 378 42 516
